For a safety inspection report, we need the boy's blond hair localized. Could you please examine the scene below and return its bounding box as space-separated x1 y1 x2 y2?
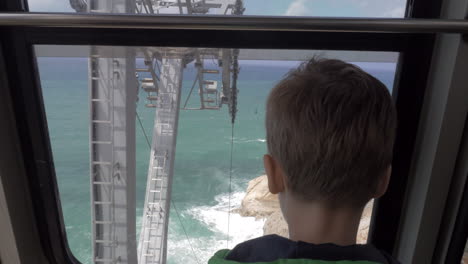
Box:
266 58 397 208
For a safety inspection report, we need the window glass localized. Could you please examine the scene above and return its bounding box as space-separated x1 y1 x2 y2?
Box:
463 240 468 264
28 0 407 18
36 45 398 264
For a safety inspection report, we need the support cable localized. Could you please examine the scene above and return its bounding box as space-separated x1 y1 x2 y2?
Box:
136 111 199 264
136 112 151 149
172 202 200 264
182 75 200 109
226 0 242 241
227 123 235 248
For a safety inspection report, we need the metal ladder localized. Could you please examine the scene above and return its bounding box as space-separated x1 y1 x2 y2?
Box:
139 94 175 264
195 57 222 110
90 55 118 263
139 51 161 109
140 149 168 264
138 57 183 264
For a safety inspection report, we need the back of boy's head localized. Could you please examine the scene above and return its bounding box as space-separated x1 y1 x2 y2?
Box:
266 57 397 208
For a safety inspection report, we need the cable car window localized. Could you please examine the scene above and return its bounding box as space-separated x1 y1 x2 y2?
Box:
463 240 468 264
27 0 407 18
35 45 398 264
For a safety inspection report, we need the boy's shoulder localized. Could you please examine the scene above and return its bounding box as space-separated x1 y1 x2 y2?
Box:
217 235 400 264
224 235 296 262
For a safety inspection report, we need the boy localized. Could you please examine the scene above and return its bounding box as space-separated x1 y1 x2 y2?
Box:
209 58 399 264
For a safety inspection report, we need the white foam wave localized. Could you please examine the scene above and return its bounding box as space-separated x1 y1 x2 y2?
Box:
168 192 265 263
229 137 266 144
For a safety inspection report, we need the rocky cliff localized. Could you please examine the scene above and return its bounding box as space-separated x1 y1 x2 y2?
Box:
237 175 373 244
238 175 280 218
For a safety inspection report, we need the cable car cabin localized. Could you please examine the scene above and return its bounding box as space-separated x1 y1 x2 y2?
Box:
0 0 468 264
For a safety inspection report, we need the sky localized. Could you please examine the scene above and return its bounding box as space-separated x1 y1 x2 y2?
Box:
240 60 397 71
28 0 407 18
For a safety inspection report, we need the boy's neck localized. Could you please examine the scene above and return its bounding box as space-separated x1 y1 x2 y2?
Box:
282 193 364 246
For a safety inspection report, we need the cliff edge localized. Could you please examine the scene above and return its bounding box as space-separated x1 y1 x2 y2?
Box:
238 175 373 244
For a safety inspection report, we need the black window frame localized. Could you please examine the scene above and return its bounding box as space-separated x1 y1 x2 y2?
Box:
441 115 468 264
0 0 445 263
445 169 468 264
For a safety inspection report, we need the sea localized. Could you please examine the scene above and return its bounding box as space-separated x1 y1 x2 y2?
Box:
37 55 396 264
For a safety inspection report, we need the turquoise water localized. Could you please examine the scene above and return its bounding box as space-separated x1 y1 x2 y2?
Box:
37 57 396 264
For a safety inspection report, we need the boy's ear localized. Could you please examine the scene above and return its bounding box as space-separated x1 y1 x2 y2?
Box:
374 166 392 198
264 154 285 194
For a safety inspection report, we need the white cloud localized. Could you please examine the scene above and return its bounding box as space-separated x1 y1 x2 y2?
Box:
28 0 74 12
358 1 369 7
382 6 405 18
283 0 406 18
285 0 311 16
363 0 406 18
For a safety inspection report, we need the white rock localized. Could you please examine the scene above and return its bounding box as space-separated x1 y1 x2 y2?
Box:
238 175 373 244
263 210 289 238
238 175 280 218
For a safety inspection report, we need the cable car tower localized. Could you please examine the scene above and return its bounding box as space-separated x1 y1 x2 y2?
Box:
70 0 244 263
